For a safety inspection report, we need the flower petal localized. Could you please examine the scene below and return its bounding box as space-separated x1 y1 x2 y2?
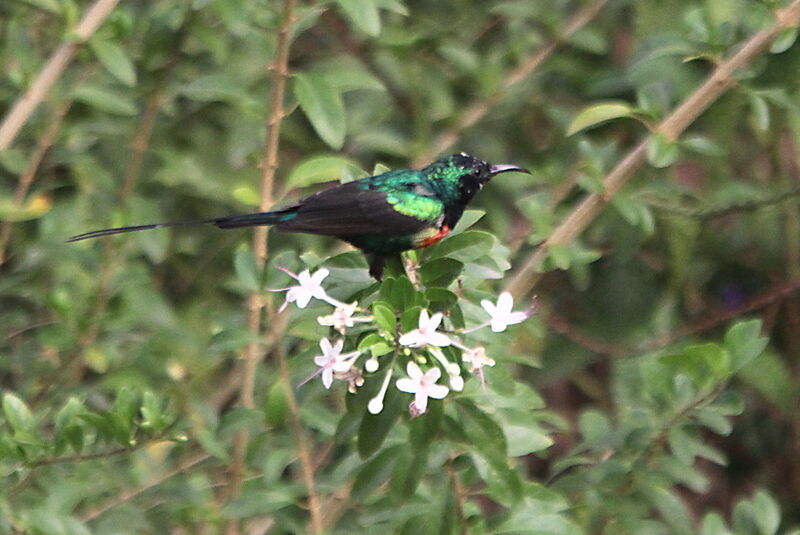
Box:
480 299 496 315
396 378 418 394
398 330 424 347
427 384 449 399
406 361 423 380
295 289 313 308
426 331 452 347
321 368 333 389
320 338 333 355
414 391 429 413
497 292 514 313
426 312 444 330
311 268 330 284
424 366 442 382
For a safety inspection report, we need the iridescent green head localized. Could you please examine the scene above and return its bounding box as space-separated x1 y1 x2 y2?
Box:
423 152 530 204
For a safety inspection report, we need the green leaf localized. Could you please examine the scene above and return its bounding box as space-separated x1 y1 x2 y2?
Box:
72 84 138 115
457 400 507 460
0 194 52 221
752 490 780 535
548 243 571 270
310 56 385 92
3 393 34 433
371 301 396 333
181 74 251 103
748 93 770 132
642 485 695 535
264 381 289 426
352 444 402 501
771 27 798 54
700 512 732 535
391 445 430 499
647 133 680 168
337 0 381 36
140 391 166 432
223 489 297 518
566 101 636 136
429 230 494 262
90 38 137 86
294 72 346 149
233 246 261 292
724 319 767 372
286 154 362 189
419 257 463 287
357 385 402 458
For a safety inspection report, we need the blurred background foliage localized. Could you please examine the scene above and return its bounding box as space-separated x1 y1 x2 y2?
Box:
2 0 800 533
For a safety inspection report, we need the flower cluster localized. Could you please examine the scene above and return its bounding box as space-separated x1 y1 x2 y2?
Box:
271 266 534 416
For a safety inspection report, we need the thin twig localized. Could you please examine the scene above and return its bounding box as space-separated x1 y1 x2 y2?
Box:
0 98 71 264
119 27 189 204
224 2 304 534
0 0 119 149
80 452 211 522
505 1 800 298
546 277 800 358
412 0 609 167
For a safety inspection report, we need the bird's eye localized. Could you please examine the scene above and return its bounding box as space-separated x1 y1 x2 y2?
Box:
472 168 481 177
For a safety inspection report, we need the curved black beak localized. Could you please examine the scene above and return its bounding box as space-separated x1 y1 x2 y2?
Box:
490 163 530 175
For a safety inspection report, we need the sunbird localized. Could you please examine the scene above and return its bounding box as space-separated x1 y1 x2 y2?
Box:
69 153 529 279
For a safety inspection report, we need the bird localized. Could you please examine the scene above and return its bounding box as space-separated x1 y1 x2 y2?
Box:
68 153 529 280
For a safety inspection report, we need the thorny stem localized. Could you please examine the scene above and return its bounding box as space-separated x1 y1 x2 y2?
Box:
411 0 609 167
223 2 321 534
505 0 800 299
0 0 119 149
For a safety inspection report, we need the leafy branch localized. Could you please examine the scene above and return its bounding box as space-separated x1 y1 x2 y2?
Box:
505 0 800 298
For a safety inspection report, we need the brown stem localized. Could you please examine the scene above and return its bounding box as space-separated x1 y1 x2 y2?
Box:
224 1 302 533
505 1 800 298
119 26 189 204
80 452 210 522
0 0 119 149
412 0 609 167
0 98 72 265
277 342 325 533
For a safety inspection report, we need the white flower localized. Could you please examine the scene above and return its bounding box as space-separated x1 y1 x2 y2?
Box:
368 368 394 414
396 361 449 415
317 302 372 334
462 346 495 391
480 292 529 332
270 267 330 312
462 346 495 373
364 356 379 373
305 338 360 389
429 347 463 392
398 310 451 348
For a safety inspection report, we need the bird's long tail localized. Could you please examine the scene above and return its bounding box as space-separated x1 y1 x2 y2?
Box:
67 208 297 243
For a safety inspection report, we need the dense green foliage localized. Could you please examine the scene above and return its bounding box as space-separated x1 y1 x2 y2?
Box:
2 0 800 533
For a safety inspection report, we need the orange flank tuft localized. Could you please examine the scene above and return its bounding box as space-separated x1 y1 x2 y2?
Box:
418 225 451 248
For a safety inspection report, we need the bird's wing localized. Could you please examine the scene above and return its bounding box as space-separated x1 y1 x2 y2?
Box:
277 180 442 236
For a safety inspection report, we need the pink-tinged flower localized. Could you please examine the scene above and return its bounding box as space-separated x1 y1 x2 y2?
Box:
317 302 372 334
396 361 449 415
462 346 495 391
480 292 529 332
398 310 451 348
300 338 359 389
270 267 330 312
